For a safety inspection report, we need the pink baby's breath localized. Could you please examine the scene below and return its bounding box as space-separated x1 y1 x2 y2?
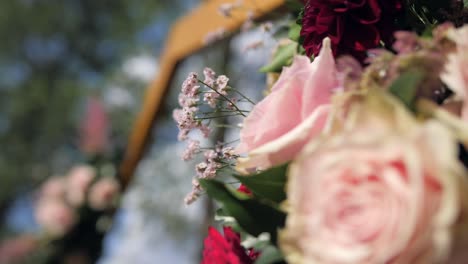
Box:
182 140 200 161
204 149 218 161
203 67 216 87
216 75 229 95
204 92 219 108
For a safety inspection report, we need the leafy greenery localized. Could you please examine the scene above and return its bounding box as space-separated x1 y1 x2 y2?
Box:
389 70 425 111
199 179 286 244
260 42 298 73
234 164 288 203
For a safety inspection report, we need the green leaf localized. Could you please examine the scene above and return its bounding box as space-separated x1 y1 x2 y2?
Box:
199 179 286 244
234 164 288 203
254 245 285 264
464 0 468 8
260 42 297 73
288 22 301 42
388 70 424 110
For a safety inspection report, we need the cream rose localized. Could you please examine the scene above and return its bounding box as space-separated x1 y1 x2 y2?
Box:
280 98 468 264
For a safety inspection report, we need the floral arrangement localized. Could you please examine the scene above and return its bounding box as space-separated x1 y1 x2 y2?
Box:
174 0 468 263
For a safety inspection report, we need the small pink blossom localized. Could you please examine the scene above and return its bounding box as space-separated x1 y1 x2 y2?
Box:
195 159 220 179
182 140 200 161
204 149 218 161
35 199 76 237
173 107 199 141
184 190 200 205
181 72 199 98
200 124 212 138
203 162 220 178
203 67 216 87
204 92 219 108
221 146 235 159
216 75 229 95
66 165 96 206
236 38 339 171
88 178 120 210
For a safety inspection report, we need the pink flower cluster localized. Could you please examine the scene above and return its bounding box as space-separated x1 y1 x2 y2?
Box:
173 72 209 141
174 68 248 204
185 143 236 205
35 165 120 237
202 68 230 108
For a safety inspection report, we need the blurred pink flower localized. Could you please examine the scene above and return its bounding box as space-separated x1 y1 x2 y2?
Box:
280 103 467 264
236 38 339 171
79 96 109 155
40 176 66 199
35 199 76 237
66 165 96 206
88 178 120 210
441 25 468 121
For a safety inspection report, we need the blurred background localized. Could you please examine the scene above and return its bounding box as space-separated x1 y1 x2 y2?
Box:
0 0 280 263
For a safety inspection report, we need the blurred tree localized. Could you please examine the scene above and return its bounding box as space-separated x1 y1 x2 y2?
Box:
0 0 193 216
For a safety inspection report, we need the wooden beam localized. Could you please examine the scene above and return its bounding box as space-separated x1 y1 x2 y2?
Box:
119 0 285 188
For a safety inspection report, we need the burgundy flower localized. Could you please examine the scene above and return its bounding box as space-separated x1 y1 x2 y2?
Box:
201 227 258 264
300 0 402 60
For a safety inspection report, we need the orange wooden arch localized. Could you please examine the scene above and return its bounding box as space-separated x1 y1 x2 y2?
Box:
119 0 286 188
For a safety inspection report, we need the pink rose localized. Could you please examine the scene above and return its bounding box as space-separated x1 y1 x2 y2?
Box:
66 165 96 206
35 199 76 237
441 25 468 121
280 99 468 264
88 178 120 210
236 38 339 171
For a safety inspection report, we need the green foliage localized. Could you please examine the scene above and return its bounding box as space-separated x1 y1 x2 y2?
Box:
260 42 298 73
389 70 425 111
288 22 302 42
199 179 286 244
234 164 288 203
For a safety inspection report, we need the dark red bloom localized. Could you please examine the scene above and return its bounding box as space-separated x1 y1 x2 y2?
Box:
201 227 258 264
300 0 402 60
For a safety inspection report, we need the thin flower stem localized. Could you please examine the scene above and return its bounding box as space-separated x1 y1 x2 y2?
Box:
228 88 256 105
195 114 243 120
198 79 247 117
214 124 241 129
200 110 250 115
